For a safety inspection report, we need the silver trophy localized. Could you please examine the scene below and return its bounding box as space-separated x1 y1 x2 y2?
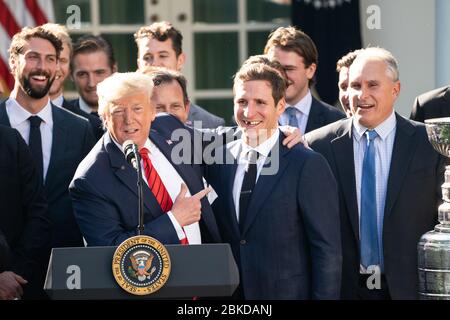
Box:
418 117 450 300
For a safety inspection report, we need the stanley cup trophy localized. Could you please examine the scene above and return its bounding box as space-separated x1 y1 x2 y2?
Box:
418 117 450 299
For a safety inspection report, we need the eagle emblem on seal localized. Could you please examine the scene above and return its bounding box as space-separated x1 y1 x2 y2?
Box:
128 250 157 281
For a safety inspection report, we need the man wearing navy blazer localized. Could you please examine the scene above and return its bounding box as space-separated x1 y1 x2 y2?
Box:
204 63 341 299
0 125 50 300
1 26 95 254
410 85 450 122
69 72 221 247
306 48 445 299
264 27 345 134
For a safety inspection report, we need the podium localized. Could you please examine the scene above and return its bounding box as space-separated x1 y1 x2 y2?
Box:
44 243 239 300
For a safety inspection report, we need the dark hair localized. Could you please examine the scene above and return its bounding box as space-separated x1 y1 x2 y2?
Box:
145 68 189 106
9 26 63 59
134 21 183 56
234 63 286 106
71 35 116 71
336 49 361 72
264 26 318 87
241 54 288 85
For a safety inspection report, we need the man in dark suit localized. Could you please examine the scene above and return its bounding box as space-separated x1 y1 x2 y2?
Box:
306 47 445 299
68 35 116 140
134 21 225 128
69 72 221 247
0 125 50 300
264 26 345 134
204 63 341 299
410 85 450 122
2 27 95 252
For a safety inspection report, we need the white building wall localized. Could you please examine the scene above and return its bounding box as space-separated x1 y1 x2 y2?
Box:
359 0 436 117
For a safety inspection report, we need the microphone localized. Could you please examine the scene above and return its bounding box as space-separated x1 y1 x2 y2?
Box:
122 140 140 170
122 140 145 235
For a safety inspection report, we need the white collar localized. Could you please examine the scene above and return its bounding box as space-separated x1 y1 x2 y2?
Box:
6 97 53 127
112 137 153 155
352 111 396 141
79 97 96 114
240 129 280 160
287 90 312 116
51 94 64 107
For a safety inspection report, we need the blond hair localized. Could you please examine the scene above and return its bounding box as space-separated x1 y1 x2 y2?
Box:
97 72 154 117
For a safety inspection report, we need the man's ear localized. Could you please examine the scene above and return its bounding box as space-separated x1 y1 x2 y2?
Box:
185 99 191 113
276 97 286 116
112 63 118 73
306 63 317 80
8 55 17 76
176 53 186 71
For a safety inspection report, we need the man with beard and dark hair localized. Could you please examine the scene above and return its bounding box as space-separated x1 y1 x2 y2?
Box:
0 26 95 299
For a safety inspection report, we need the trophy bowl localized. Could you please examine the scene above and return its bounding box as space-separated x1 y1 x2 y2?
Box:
419 117 450 299
425 117 450 157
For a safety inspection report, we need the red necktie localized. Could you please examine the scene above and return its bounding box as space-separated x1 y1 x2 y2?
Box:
139 148 188 245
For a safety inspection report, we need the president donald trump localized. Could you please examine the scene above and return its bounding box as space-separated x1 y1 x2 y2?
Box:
69 72 221 246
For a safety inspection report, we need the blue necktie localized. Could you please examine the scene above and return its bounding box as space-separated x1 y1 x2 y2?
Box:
285 107 299 128
360 129 379 268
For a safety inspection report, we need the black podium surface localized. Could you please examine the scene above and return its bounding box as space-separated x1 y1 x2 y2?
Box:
44 243 239 300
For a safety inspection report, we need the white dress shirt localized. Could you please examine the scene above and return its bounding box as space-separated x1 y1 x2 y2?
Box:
51 94 64 108
6 97 53 182
79 97 96 114
114 137 201 244
232 130 280 222
279 90 312 135
353 111 396 272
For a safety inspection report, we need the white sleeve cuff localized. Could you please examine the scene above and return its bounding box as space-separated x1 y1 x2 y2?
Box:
167 211 186 240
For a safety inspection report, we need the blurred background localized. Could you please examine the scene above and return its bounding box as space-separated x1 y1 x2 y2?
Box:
0 0 448 123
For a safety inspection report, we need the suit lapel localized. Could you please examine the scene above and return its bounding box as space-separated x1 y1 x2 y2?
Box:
0 101 11 126
384 114 416 219
150 129 202 194
242 136 290 235
107 134 164 219
331 119 360 241
45 104 67 188
305 97 323 133
223 141 240 237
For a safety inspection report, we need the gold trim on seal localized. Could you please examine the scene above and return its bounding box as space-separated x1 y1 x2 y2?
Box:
112 235 171 295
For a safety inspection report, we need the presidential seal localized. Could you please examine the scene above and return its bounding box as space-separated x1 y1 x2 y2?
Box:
112 235 171 295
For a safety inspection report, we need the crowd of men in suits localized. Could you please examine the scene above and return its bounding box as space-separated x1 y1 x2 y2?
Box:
0 20 448 301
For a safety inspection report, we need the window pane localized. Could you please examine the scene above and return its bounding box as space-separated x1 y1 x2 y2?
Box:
196 99 234 125
247 31 272 56
247 0 291 23
54 0 91 25
100 0 144 24
193 0 237 23
101 34 137 72
195 33 238 89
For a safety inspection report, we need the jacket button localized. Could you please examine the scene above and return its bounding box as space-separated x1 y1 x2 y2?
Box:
240 239 246 245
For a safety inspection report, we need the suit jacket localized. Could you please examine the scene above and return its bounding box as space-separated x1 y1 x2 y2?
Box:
304 97 345 133
0 125 50 285
187 103 226 129
204 133 342 299
69 130 221 246
64 99 104 141
410 85 450 122
0 228 9 272
305 114 445 299
0 101 95 248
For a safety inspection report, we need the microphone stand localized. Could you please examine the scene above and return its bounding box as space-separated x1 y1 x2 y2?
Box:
132 144 145 235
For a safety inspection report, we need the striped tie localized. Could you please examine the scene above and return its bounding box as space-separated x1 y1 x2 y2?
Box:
139 148 188 245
